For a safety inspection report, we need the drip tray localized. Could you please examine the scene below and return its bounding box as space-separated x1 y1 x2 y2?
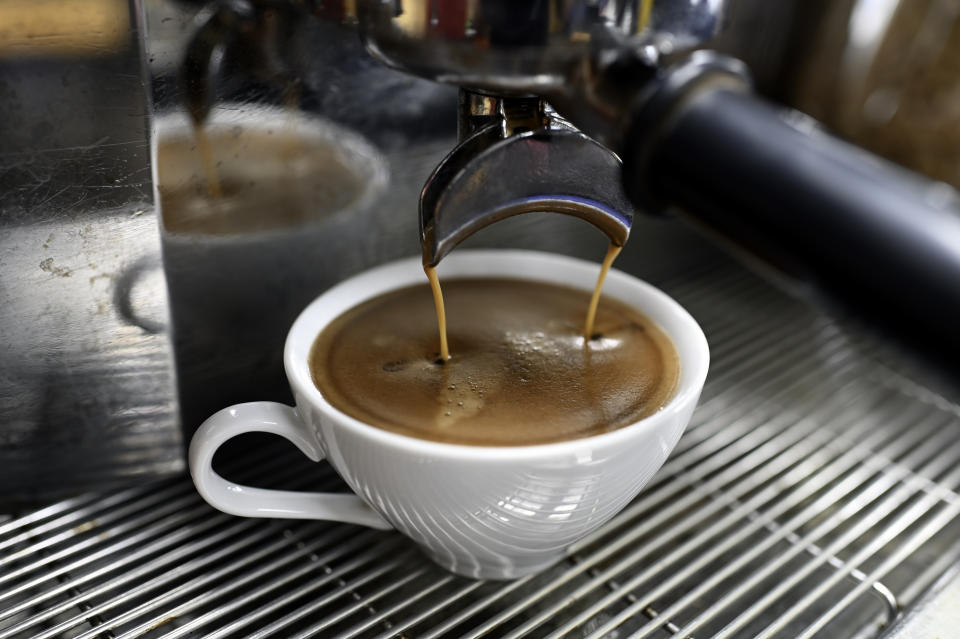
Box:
3 263 960 638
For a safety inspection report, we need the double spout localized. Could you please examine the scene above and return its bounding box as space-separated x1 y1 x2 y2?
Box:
420 91 635 266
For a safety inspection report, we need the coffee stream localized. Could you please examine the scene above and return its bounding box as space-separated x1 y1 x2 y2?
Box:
193 125 223 200
191 83 300 205
583 243 623 340
425 242 623 362
310 278 679 446
424 265 450 362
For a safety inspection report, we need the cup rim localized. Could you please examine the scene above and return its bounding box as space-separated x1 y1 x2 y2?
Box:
284 249 709 460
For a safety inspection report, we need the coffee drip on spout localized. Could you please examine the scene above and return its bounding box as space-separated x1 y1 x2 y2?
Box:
180 0 314 128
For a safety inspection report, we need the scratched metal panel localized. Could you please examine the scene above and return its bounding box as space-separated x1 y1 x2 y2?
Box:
0 207 181 499
0 0 180 500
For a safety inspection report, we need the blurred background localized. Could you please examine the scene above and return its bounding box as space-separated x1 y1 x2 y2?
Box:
3 2 960 638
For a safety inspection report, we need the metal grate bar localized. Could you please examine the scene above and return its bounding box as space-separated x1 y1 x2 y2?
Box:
0 443 261 547
0 484 194 585
751 467 960 639
3 499 213 608
105 531 404 639
330 573 457 639
365 580 487 639
0 492 148 555
413 573 535 639
657 426 960 638
286 564 428 639
0 447 289 561
7 486 349 638
1 516 281 638
0 452 298 617
794 499 960 638
0 453 316 638
115 523 356 639
17 520 298 639
536 388 913 638
749 506 900 621
634 412 960 638
233 550 424 639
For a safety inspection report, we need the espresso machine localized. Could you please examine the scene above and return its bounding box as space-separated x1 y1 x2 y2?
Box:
178 0 960 370
3 1 960 637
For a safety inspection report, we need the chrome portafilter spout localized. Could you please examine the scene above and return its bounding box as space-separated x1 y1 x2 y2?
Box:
420 90 635 266
357 0 724 267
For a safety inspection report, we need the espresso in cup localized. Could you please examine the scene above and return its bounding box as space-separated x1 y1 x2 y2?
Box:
309 278 679 446
189 250 708 579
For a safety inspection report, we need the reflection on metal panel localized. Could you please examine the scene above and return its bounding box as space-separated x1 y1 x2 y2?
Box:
0 207 182 499
0 0 130 58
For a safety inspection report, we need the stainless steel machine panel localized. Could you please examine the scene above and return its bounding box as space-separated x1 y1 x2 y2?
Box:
0 0 179 499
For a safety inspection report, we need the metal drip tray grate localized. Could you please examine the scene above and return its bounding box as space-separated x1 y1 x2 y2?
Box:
3 264 960 638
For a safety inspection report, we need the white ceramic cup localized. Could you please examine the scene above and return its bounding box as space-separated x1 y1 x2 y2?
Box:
189 249 709 579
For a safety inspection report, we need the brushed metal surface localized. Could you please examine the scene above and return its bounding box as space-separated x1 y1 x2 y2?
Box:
0 0 179 500
0 206 181 499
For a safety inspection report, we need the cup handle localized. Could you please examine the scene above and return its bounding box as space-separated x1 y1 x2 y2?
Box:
188 402 393 530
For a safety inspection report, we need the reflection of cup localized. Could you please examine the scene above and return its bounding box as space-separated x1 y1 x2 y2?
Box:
153 106 388 437
188 250 709 580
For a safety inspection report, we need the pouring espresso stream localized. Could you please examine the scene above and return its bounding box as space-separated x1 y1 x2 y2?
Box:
192 125 222 200
185 104 640 441
424 242 624 364
308 271 679 446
